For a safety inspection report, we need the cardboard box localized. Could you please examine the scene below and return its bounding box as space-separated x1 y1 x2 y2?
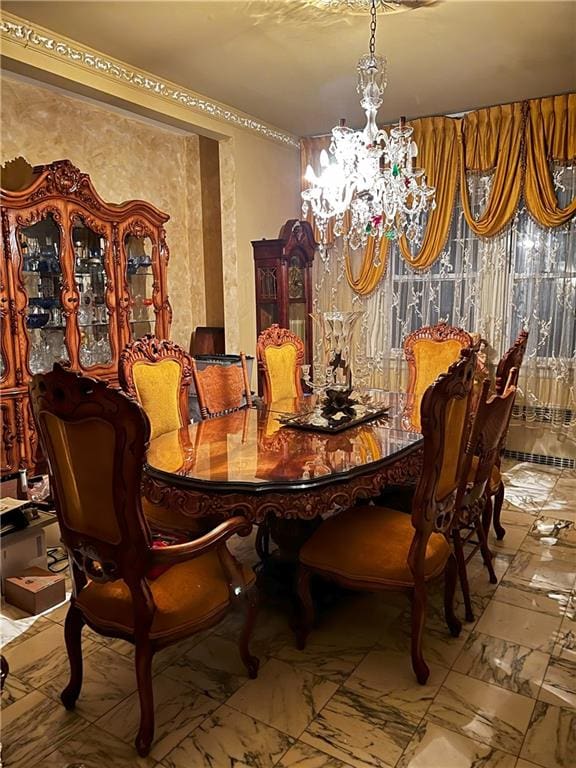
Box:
4 566 66 615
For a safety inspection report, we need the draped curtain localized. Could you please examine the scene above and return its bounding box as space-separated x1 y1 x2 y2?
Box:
301 94 575 293
307 94 576 442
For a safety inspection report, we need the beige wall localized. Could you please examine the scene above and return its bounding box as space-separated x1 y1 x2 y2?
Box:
1 72 300 361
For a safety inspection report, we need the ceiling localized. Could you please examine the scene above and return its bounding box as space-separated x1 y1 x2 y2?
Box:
3 0 576 137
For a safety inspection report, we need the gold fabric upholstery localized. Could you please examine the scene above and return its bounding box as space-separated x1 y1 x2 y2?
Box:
264 344 299 401
300 506 450 588
77 551 256 640
132 359 182 440
141 497 205 535
437 394 470 500
41 412 120 544
411 339 466 431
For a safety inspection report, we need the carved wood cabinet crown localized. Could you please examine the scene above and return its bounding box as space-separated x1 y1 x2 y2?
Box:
0 159 172 476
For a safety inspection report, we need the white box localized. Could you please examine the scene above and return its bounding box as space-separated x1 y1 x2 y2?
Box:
1 527 47 590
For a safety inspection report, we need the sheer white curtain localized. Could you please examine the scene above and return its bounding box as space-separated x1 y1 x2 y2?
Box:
312 164 576 434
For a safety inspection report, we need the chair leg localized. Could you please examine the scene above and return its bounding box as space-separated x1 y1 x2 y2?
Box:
444 552 462 637
134 638 155 758
492 482 506 540
255 519 270 562
239 584 260 679
410 582 430 685
452 528 474 623
60 603 84 710
475 516 498 585
295 565 315 651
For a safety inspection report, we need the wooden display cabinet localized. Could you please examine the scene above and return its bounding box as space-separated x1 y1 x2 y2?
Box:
252 219 316 381
0 159 172 475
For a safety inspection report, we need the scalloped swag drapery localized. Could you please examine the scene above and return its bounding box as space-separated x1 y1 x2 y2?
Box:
301 94 575 296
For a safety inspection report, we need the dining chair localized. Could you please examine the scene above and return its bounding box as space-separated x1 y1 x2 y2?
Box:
119 335 199 535
29 364 259 757
403 322 473 431
256 324 304 402
487 329 529 539
191 352 253 419
453 371 518 622
296 349 477 685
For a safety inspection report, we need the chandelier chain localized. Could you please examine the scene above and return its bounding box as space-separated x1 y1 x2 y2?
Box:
369 0 377 58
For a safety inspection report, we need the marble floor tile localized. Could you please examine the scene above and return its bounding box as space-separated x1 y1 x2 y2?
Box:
97 673 217 761
506 550 576 594
0 611 52 648
476 599 562 654
161 634 251 701
489 524 529 554
504 465 561 490
162 704 293 768
520 518 576 563
538 500 576 525
0 674 34 708
427 671 535 755
40 645 138 721
1 689 88 768
40 723 159 768
453 631 549 698
552 614 576 662
396 720 517 768
378 602 471 670
301 686 420 768
493 578 571 618
226 658 337 738
3 620 100 689
213 604 293 658
515 761 546 768
343 649 449 720
520 701 576 768
500 508 542 529
502 486 549 514
538 657 576 709
273 622 376 684
277 741 355 767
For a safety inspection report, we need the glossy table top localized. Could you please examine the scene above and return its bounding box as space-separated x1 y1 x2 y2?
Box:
145 392 422 494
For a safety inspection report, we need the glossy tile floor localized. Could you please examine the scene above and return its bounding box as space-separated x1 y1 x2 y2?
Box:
1 460 575 768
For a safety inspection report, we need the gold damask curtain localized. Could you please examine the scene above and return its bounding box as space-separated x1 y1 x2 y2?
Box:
300 93 575 295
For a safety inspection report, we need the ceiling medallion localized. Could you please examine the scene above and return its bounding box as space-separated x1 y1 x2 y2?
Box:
306 0 433 14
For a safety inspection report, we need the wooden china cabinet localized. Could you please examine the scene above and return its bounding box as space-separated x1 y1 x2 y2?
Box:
0 159 172 476
252 219 316 371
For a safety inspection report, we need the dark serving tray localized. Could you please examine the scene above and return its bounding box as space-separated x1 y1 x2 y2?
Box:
278 405 389 434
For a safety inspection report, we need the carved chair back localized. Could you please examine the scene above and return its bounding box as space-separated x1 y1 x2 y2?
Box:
403 322 473 431
459 371 518 520
191 353 253 419
495 329 529 395
119 335 192 439
257 324 304 402
29 365 153 593
408 350 477 576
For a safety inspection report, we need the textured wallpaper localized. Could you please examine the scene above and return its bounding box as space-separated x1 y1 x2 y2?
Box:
1 75 204 349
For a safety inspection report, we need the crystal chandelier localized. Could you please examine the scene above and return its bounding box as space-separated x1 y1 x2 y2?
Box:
302 0 436 254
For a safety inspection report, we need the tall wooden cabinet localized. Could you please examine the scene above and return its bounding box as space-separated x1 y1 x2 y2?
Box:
0 159 172 475
252 219 316 371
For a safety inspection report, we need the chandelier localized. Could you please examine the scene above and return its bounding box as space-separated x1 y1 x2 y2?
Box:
301 0 436 254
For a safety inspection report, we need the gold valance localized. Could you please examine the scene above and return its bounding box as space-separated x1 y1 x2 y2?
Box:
300 93 575 295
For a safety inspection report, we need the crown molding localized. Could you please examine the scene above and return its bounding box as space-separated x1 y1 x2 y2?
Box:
0 13 300 148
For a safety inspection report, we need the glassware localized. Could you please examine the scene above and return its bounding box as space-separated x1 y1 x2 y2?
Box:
311 311 365 390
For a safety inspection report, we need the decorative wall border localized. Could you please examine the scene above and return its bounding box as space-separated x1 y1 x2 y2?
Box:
1 15 300 149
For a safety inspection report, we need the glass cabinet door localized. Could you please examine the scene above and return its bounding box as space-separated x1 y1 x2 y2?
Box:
257 265 279 330
125 234 156 338
18 212 70 374
71 214 113 369
288 255 307 345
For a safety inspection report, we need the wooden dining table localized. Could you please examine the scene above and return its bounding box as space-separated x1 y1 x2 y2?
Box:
143 391 423 529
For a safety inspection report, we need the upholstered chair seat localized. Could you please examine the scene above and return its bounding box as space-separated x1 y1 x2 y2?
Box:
297 351 477 685
300 506 450 588
77 550 256 640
